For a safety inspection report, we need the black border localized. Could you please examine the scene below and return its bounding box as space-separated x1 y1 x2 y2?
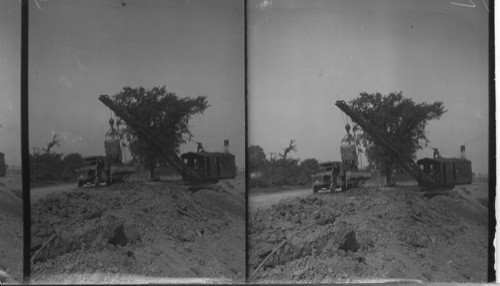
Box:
487 0 496 281
244 0 249 281
19 0 496 283
21 0 30 283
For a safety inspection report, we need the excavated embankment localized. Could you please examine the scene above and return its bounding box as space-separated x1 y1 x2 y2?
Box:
249 183 489 283
0 174 23 284
31 179 245 283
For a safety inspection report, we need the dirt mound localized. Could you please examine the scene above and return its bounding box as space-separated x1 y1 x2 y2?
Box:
0 186 22 217
249 183 489 283
0 174 23 283
31 180 245 283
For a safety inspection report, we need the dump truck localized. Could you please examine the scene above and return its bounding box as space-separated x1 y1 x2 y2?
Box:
312 125 370 193
76 156 135 188
312 161 370 193
312 161 371 192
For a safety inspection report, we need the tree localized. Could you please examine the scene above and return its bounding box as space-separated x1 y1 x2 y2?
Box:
280 140 297 161
248 145 269 188
349 92 446 185
248 145 267 173
43 134 60 154
30 135 63 182
112 86 209 179
298 158 320 185
247 143 322 187
61 153 85 180
278 140 297 186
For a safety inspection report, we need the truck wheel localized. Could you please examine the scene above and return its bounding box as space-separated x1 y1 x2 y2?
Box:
77 180 83 188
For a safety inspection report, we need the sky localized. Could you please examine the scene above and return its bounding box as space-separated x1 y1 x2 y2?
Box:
29 0 245 168
248 0 490 175
0 1 21 167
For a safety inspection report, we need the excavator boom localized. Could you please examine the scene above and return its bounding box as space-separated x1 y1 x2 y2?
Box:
99 94 201 182
335 100 438 188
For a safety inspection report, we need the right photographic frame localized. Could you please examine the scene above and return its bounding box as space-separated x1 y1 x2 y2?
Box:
246 0 493 283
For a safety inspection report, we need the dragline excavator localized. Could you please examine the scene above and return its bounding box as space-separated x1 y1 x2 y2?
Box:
334 100 439 189
98 94 236 185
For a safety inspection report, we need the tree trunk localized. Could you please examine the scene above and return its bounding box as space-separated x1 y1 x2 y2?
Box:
280 160 286 187
148 154 156 181
384 160 393 186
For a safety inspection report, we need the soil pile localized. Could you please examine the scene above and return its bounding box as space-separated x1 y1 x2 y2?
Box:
0 185 23 217
249 183 489 283
31 179 245 283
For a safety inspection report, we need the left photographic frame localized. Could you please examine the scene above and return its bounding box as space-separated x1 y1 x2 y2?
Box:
27 0 245 284
0 0 24 283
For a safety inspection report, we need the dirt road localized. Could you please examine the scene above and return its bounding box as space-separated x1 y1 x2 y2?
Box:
249 188 311 210
31 177 245 203
31 182 76 203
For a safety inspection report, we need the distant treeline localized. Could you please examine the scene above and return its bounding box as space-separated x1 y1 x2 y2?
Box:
248 143 414 189
29 148 179 183
29 150 85 182
29 134 186 183
248 143 320 188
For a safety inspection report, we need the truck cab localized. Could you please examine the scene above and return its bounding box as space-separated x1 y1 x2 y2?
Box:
312 161 343 193
76 156 107 188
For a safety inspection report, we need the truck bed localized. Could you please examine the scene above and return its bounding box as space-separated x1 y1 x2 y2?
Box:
110 165 135 174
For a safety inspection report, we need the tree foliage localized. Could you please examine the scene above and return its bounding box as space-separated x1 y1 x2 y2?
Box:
298 158 320 184
248 145 267 174
112 86 209 179
349 91 446 184
247 142 319 188
29 136 85 182
61 153 85 180
277 140 297 187
280 140 297 160
43 134 60 154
